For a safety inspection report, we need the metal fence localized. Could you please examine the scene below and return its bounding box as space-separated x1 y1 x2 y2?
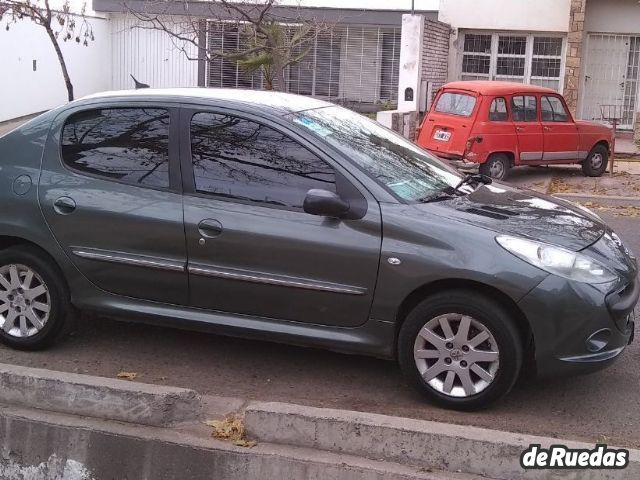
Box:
206 22 401 110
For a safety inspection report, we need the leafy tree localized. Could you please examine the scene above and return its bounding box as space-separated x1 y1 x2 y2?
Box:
0 0 94 101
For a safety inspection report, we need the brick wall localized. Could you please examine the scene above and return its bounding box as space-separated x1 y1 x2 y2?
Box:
563 0 586 117
422 19 451 104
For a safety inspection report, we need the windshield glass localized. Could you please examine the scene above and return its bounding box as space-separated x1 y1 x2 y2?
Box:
288 106 463 202
434 92 477 117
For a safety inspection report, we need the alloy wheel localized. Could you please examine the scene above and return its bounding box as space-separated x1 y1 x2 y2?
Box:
413 313 500 398
0 264 51 338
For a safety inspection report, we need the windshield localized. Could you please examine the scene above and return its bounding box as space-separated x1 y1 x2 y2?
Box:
434 92 477 117
288 106 463 202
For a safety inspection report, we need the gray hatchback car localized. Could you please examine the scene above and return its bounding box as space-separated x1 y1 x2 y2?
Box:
0 89 637 409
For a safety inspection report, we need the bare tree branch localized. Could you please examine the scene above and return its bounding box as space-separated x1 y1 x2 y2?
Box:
0 0 95 100
122 0 334 92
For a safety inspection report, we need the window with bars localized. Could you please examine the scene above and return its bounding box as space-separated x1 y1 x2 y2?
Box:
206 22 401 108
461 32 565 91
461 34 491 80
530 37 563 90
496 36 526 82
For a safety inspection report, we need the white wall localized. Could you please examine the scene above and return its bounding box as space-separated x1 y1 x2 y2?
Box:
110 14 198 90
439 0 570 32
287 0 439 10
0 15 111 122
397 14 424 112
585 0 640 34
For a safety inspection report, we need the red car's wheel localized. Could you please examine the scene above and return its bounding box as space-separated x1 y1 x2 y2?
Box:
479 153 510 181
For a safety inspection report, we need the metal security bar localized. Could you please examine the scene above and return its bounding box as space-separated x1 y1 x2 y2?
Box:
582 34 640 128
460 31 565 91
206 22 401 109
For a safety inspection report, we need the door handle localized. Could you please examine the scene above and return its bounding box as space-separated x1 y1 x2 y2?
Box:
53 196 76 215
516 126 525 132
543 126 552 131
198 219 223 238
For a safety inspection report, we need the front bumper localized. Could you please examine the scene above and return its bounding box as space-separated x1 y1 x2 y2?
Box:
518 275 637 378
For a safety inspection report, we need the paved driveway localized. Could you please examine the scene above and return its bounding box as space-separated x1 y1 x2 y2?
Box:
0 212 637 448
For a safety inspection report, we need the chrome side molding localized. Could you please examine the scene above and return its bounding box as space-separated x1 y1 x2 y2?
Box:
72 248 185 272
188 264 367 295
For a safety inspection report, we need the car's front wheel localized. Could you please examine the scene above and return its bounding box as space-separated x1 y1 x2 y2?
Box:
582 144 608 177
398 290 523 410
0 246 69 350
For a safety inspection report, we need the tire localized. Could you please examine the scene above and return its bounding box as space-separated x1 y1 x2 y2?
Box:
479 154 510 181
0 246 69 350
582 144 608 177
398 290 523 410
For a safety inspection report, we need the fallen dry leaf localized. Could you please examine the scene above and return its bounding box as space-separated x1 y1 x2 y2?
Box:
232 439 257 448
116 371 139 380
548 177 576 194
205 415 255 446
578 202 640 217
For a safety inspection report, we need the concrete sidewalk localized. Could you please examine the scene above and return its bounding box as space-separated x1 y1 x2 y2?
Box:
0 113 43 136
0 363 636 480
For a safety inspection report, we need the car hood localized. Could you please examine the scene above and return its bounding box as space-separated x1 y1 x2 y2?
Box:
422 183 605 251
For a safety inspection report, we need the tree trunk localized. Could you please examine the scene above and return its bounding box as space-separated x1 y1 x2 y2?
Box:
45 27 74 101
272 55 287 93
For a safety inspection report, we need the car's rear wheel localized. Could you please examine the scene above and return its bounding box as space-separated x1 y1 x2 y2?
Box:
0 246 68 350
398 290 523 410
479 153 510 180
582 144 608 177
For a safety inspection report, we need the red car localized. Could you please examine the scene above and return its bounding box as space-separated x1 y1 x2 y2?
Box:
416 81 613 180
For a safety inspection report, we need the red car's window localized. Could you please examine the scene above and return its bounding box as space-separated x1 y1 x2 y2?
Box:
541 96 570 122
511 95 538 122
489 98 509 121
434 92 476 117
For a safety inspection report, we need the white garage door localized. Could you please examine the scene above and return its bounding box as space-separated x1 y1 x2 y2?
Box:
582 34 640 129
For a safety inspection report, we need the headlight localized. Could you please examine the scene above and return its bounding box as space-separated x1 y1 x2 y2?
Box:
496 235 619 284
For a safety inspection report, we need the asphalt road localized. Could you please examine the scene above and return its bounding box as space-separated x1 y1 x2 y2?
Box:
0 212 638 448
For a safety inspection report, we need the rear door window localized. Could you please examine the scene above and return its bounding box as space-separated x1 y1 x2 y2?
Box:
434 92 476 117
511 95 538 122
489 97 509 121
61 108 170 188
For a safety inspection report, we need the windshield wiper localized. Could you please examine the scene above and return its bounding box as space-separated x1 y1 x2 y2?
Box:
418 192 458 203
419 174 492 204
452 173 492 195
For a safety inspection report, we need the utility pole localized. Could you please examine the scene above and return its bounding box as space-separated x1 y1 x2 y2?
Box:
411 0 415 14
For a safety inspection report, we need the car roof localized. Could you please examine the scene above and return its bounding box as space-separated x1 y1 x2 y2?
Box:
441 81 559 96
78 88 334 114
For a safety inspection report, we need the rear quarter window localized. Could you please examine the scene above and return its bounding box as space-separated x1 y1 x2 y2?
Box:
434 92 477 117
489 98 509 121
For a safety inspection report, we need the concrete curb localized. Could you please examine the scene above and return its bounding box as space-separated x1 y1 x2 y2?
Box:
0 363 201 427
244 401 640 480
0 363 636 479
0 405 476 480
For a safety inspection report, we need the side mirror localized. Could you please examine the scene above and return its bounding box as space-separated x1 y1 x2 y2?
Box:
303 189 350 217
